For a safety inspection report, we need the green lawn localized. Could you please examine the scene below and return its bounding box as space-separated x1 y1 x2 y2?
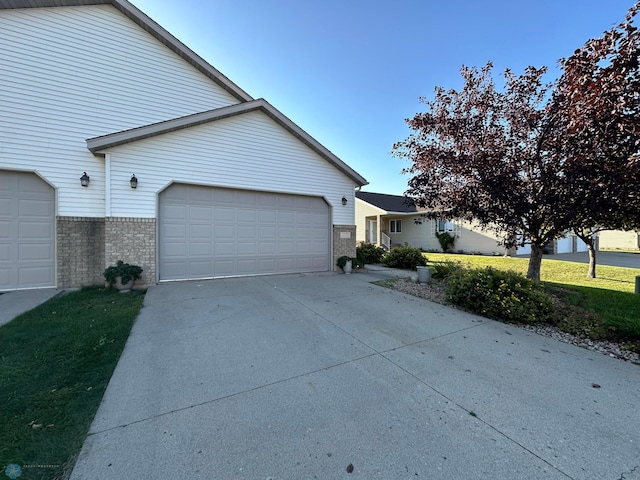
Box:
0 288 145 480
424 253 640 337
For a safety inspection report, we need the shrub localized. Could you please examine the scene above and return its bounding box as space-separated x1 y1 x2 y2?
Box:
553 304 610 339
435 231 456 252
336 255 353 269
103 260 143 287
445 266 554 324
383 245 427 270
356 242 386 265
430 260 464 279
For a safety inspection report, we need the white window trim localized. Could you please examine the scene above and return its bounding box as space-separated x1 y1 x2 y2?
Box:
390 219 402 234
436 219 454 234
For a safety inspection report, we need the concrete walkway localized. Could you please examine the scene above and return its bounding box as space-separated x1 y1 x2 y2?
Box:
70 272 640 480
0 288 64 327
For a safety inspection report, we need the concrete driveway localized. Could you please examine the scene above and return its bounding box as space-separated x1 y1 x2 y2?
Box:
536 251 640 269
71 272 640 480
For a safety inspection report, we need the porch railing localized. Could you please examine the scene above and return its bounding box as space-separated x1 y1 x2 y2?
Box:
381 232 391 251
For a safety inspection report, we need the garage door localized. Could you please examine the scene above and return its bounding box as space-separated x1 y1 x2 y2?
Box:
576 238 588 252
556 236 573 254
159 184 330 281
0 171 55 291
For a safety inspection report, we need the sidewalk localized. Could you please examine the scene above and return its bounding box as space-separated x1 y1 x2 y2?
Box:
360 263 415 278
0 289 65 327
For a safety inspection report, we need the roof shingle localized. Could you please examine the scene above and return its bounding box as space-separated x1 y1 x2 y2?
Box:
356 191 422 213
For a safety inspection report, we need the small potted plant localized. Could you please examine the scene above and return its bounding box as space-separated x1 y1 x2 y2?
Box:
103 260 143 292
336 255 354 274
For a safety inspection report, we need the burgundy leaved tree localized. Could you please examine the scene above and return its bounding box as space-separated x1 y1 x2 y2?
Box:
393 63 569 281
549 1 640 278
395 1 640 282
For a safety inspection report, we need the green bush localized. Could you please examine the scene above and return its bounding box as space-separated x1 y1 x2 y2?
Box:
336 255 354 268
435 231 456 252
445 266 554 324
553 304 610 339
430 260 464 279
383 245 427 270
103 260 143 286
356 242 386 265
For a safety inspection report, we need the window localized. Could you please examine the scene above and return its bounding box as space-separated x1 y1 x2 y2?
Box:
390 219 402 233
436 219 454 233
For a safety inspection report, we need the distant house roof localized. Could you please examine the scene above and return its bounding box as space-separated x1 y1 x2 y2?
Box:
356 191 426 213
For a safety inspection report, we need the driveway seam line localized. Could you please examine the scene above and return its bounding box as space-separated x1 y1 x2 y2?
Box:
377 350 575 480
87 352 380 437
128 301 298 337
261 275 491 358
265 277 574 478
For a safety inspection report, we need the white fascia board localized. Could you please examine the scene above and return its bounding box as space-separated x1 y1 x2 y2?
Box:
385 211 430 216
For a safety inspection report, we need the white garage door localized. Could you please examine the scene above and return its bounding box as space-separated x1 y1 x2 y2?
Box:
576 238 588 252
0 171 55 291
556 236 573 254
159 184 330 281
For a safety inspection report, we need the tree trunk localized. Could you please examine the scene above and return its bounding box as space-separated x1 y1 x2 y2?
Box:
575 230 597 278
586 240 597 278
526 244 543 282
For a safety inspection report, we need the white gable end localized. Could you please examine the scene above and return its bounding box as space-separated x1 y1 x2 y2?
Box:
0 5 241 216
102 110 357 224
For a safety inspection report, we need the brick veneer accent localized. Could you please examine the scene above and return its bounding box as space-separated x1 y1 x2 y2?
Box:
332 224 356 271
104 217 156 288
57 217 105 288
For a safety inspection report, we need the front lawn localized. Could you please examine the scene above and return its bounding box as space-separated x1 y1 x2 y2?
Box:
423 253 640 340
0 287 145 480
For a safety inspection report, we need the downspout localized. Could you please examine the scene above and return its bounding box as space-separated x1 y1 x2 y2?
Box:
105 153 111 217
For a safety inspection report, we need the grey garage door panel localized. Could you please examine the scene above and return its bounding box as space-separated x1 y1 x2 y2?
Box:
0 171 55 290
159 185 330 281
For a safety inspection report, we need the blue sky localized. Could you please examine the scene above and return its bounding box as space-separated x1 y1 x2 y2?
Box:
130 0 634 195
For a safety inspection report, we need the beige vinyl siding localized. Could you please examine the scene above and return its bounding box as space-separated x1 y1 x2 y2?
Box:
388 216 504 253
387 216 435 250
354 198 385 244
106 111 356 225
453 220 506 254
599 230 640 250
0 5 239 216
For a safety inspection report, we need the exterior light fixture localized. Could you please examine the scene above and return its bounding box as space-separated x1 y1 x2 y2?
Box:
80 172 90 187
130 174 138 189
342 196 348 206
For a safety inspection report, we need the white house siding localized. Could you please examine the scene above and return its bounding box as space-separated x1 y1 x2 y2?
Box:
105 111 356 225
0 5 239 217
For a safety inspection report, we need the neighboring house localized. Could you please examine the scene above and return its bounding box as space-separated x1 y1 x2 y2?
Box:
598 230 640 250
355 192 509 254
0 1 367 291
355 192 589 255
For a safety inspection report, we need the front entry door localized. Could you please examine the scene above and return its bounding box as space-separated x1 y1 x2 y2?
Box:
367 220 377 243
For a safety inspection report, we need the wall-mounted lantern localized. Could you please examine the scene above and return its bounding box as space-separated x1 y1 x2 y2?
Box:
80 172 90 187
342 196 348 206
130 174 138 189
